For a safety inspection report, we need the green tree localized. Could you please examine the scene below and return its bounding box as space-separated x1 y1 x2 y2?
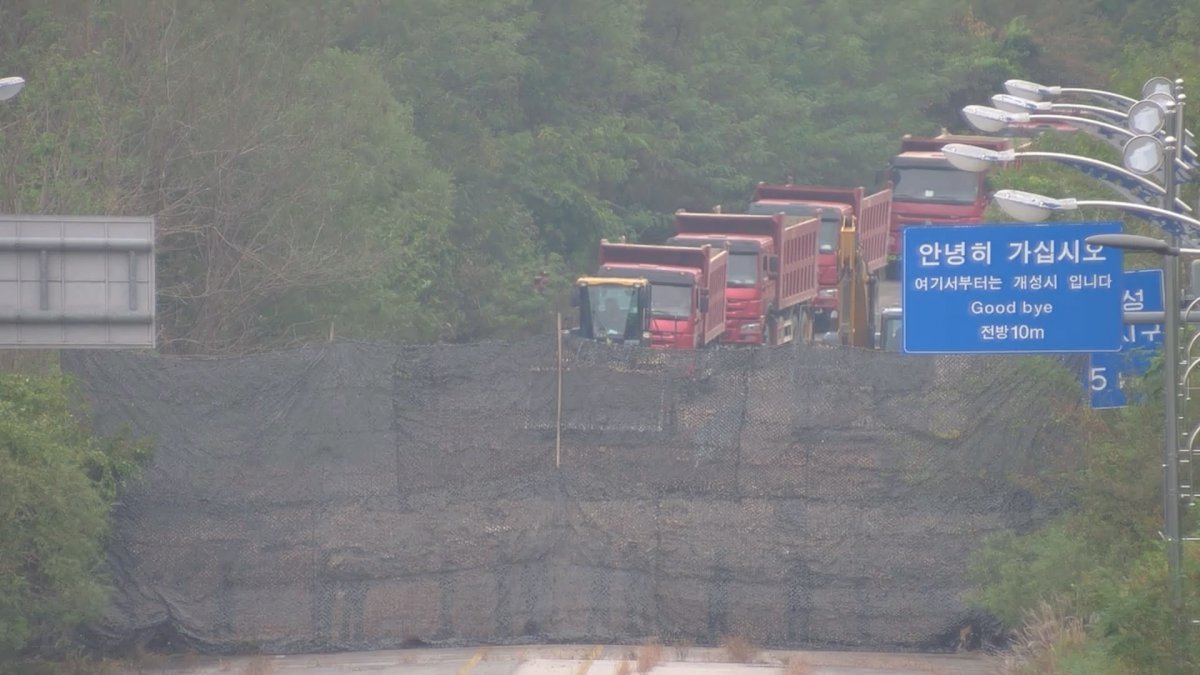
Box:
0 373 149 661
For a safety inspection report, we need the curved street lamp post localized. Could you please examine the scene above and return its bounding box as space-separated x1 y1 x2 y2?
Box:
1006 76 1196 153
942 142 1191 213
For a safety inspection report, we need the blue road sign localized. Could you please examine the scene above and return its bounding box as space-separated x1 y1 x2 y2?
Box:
902 221 1124 354
1089 269 1165 409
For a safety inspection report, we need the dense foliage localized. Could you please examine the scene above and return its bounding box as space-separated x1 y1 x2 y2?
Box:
0 0 1051 352
0 372 148 662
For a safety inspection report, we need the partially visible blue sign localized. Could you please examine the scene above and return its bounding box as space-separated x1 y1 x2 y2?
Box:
902 222 1124 354
1089 269 1165 409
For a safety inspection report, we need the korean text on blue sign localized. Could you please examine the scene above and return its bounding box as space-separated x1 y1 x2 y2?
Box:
902 222 1124 354
1089 269 1164 409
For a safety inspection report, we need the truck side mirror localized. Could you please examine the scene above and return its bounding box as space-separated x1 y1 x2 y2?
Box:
698 288 710 314
767 255 780 280
570 286 586 308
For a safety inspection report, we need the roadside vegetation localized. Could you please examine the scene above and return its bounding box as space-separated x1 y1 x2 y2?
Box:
0 371 150 672
968 361 1200 673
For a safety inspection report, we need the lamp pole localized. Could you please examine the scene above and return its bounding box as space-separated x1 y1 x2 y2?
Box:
991 93 1130 124
962 106 1195 178
1004 78 1139 109
1005 76 1197 155
991 190 1200 244
941 143 1190 212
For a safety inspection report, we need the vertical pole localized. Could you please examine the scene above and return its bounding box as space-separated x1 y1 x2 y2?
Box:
556 312 563 469
1171 79 1189 673
1165 134 1179 225
1165 252 1185 667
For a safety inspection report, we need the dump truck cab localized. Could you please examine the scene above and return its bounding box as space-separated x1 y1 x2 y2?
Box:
888 135 1013 277
747 199 847 333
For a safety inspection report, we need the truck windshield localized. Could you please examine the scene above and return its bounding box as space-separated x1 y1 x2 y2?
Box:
892 167 978 204
650 283 692 319
727 253 758 287
587 286 640 338
819 216 840 252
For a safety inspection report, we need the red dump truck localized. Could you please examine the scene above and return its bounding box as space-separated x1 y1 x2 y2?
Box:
749 184 891 335
666 212 819 346
591 240 727 349
886 134 1014 278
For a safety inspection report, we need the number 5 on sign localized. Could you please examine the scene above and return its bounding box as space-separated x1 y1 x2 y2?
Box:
1089 359 1129 409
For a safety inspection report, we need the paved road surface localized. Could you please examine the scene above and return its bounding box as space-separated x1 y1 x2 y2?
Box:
130 644 998 675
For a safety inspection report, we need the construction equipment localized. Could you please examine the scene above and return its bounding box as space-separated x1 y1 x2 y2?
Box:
571 276 651 345
750 184 891 335
589 241 727 349
887 134 1015 278
668 211 819 346
836 212 881 348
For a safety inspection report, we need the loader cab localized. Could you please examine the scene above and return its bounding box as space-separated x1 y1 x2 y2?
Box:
572 277 651 344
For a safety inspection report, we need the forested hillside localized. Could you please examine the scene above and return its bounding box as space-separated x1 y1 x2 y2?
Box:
0 0 1195 354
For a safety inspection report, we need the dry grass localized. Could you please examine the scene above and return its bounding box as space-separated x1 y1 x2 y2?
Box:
999 600 1087 674
785 655 814 675
720 633 760 663
672 638 693 661
615 658 633 675
243 655 276 675
636 639 665 672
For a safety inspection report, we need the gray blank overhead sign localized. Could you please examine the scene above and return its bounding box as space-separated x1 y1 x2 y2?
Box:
0 215 156 349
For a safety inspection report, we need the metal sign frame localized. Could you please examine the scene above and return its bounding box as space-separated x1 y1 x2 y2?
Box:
0 215 156 348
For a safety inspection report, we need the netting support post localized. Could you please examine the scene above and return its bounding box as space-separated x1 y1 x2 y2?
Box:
556 312 563 468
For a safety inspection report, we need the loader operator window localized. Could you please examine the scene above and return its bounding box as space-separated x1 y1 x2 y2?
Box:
892 167 978 204
650 284 692 319
588 286 638 338
819 216 840 253
727 253 758 286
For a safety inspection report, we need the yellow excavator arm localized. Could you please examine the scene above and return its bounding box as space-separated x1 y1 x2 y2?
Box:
837 216 876 348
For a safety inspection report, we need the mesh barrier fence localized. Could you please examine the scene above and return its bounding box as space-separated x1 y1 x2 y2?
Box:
61 338 1083 654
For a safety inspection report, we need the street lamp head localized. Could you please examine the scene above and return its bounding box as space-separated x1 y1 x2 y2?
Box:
0 76 25 101
1143 76 1176 99
942 143 1017 172
991 93 1051 114
1147 91 1176 108
1122 134 1166 175
992 189 1079 223
1004 79 1061 102
1127 99 1169 134
962 105 1027 133
1085 232 1174 256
